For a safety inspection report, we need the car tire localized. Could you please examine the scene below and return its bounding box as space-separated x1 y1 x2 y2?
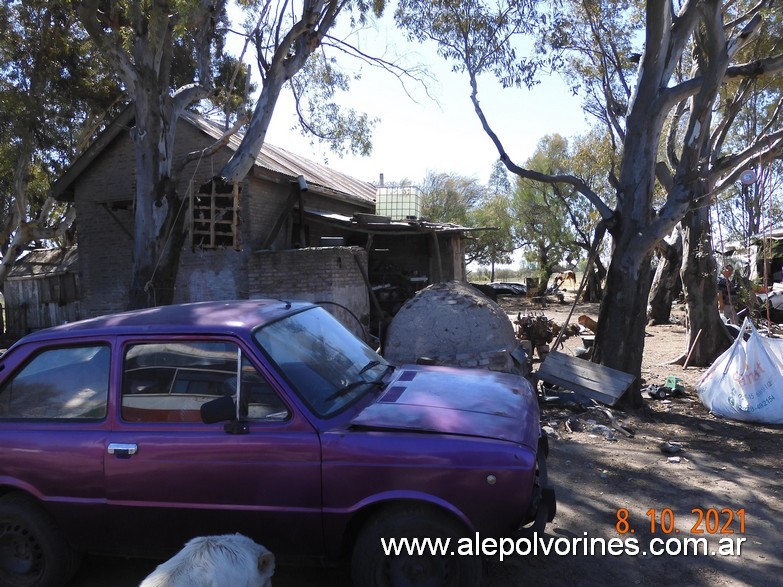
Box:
0 493 80 587
351 503 483 587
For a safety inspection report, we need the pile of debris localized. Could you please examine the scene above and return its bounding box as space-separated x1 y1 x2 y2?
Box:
541 401 635 442
513 312 581 358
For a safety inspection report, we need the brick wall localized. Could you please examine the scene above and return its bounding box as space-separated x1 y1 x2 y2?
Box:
73 121 288 314
249 246 370 340
73 132 137 317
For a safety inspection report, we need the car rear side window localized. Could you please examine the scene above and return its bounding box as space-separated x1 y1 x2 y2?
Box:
122 341 289 423
0 345 110 420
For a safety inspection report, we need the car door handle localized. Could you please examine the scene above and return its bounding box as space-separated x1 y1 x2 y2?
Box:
107 443 138 457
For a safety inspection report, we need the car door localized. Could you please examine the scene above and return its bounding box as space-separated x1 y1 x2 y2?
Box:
0 341 112 551
103 336 323 558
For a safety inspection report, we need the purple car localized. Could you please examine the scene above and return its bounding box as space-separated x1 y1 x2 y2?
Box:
0 300 554 586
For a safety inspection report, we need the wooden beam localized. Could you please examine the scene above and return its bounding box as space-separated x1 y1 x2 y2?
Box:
261 184 299 250
98 203 133 239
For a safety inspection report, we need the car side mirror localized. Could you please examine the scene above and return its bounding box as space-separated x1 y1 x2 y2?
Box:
200 395 236 424
201 396 250 434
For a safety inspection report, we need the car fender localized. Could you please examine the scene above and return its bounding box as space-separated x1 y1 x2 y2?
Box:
323 489 475 559
0 477 47 502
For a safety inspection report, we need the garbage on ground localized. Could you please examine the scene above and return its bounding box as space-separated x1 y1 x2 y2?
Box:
665 376 685 393
542 400 634 442
645 382 686 400
541 388 594 410
659 441 685 455
514 313 579 359
591 424 617 441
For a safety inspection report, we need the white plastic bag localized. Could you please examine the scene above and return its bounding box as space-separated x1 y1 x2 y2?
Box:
696 318 783 424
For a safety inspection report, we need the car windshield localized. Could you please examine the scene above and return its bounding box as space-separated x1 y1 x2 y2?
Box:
253 306 391 417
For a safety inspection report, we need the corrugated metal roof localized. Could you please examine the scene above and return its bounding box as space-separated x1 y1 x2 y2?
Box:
302 209 481 235
183 112 376 207
7 247 79 279
52 107 377 207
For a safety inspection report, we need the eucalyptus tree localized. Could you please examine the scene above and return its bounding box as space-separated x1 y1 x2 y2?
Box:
670 3 783 364
488 158 512 195
712 4 783 244
420 171 484 224
466 196 515 281
78 0 232 308
715 162 783 245
556 0 783 366
511 135 582 294
557 130 616 301
0 0 120 288
465 159 516 280
79 0 384 309
396 0 783 404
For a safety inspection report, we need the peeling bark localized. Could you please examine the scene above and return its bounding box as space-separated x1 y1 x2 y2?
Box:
593 236 654 408
677 201 733 367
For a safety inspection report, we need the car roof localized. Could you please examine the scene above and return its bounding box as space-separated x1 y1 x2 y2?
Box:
17 300 315 343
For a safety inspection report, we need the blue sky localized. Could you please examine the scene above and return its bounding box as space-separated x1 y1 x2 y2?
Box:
229 8 592 188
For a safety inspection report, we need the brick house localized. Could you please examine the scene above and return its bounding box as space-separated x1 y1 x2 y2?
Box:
51 109 380 332
49 109 471 342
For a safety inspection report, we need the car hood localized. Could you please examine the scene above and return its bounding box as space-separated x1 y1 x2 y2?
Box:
350 365 540 450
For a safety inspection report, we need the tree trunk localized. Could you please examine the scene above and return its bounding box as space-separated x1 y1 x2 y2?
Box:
647 226 683 325
591 111 668 408
220 76 286 182
678 205 733 366
582 257 606 302
127 95 186 310
592 238 653 408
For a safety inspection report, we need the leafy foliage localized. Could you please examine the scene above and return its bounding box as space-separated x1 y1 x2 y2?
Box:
465 160 515 274
395 0 543 88
0 1 120 264
419 171 484 224
466 193 515 275
512 135 582 282
201 54 256 126
290 54 377 157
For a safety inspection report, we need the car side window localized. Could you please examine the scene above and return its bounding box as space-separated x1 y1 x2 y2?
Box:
0 345 110 420
122 341 289 423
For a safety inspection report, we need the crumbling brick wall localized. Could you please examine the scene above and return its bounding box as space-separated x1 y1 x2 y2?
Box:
249 246 370 340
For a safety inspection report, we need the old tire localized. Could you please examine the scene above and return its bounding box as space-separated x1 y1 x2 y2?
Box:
352 504 482 587
0 493 80 587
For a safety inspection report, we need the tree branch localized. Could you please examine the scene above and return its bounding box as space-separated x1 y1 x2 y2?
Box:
467 70 614 222
175 114 249 175
78 0 139 91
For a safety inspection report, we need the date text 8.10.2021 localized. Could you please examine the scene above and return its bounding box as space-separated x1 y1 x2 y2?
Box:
615 508 745 535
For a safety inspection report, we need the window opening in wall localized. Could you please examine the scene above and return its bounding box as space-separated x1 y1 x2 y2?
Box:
191 180 241 250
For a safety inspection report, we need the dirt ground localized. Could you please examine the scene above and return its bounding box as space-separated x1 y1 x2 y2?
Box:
486 292 783 586
68 293 783 586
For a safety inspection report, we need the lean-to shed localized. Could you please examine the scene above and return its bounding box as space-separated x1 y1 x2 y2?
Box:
4 247 80 338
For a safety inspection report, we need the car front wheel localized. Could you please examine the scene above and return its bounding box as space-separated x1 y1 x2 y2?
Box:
0 493 80 587
352 503 483 587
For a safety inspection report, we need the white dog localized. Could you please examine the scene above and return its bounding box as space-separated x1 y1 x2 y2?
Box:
139 533 275 587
